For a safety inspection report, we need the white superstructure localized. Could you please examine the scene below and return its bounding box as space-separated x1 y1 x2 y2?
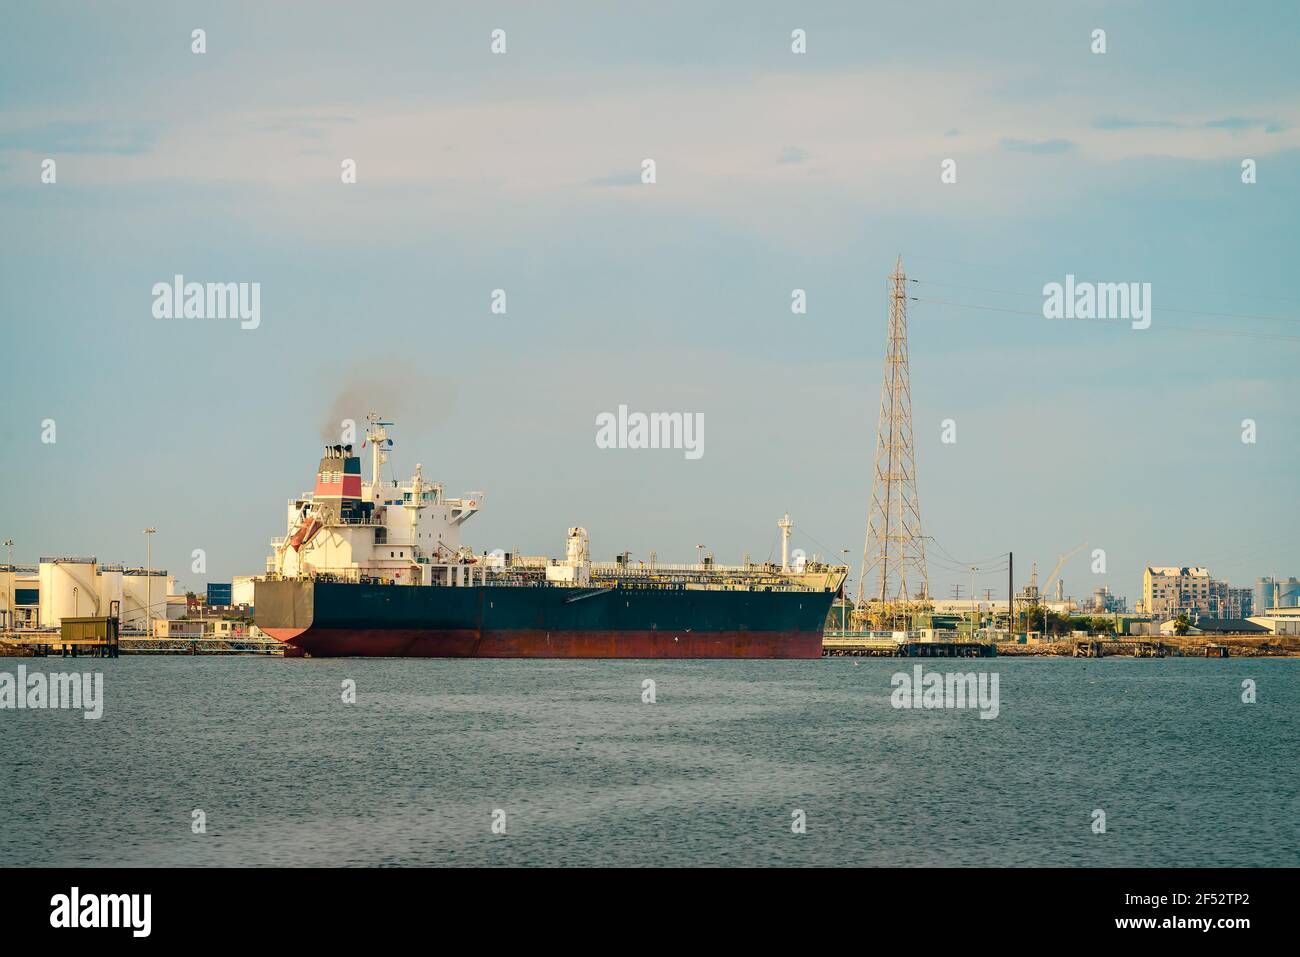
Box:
268 413 483 585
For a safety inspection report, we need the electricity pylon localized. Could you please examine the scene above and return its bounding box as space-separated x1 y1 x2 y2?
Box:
857 256 930 615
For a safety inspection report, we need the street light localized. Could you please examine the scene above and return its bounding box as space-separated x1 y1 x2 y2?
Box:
2 538 12 633
144 528 156 637
840 549 851 632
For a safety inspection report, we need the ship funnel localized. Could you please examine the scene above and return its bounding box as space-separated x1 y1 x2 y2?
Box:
313 444 369 524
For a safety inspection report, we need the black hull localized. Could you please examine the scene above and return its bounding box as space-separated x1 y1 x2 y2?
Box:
255 579 833 659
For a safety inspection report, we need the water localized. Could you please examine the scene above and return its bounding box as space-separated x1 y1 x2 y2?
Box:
1 656 1296 866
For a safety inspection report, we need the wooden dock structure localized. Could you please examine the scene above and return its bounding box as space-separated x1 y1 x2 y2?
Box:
823 633 996 658
1072 638 1165 658
1 616 121 658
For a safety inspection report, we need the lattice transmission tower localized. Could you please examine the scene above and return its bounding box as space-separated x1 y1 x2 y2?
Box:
857 255 930 608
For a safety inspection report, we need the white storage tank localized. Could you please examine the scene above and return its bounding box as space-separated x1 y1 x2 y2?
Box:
97 565 125 620
122 569 168 632
1279 577 1300 608
38 557 99 627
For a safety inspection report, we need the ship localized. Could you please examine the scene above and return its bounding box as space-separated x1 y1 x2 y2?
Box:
254 414 846 658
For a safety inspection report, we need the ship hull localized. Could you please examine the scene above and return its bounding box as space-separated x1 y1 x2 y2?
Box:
256 579 831 659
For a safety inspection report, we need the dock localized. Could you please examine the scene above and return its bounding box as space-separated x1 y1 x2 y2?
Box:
118 636 283 656
2 626 282 657
823 632 996 658
1072 638 1166 658
1 616 120 658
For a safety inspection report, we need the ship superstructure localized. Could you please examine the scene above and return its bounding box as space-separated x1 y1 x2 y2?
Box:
270 414 484 585
257 414 846 658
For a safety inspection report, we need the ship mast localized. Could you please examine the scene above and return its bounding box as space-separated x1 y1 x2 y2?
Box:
365 411 391 496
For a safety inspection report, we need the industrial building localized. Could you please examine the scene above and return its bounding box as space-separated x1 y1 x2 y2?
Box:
1012 547 1090 614
1140 566 1252 620
1081 585 1127 614
204 576 257 611
1159 617 1269 637
1 556 184 632
1248 606 1300 636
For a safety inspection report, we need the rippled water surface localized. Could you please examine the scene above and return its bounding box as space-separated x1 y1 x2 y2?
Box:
1 656 1296 866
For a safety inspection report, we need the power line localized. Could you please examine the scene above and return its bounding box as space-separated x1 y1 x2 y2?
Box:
910 278 1300 327
926 552 1008 573
907 296 1300 343
905 254 1300 306
927 537 1009 569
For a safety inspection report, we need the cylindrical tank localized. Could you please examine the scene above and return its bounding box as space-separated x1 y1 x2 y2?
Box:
121 570 166 631
1256 578 1277 613
97 568 124 620
38 559 99 627
1279 577 1300 608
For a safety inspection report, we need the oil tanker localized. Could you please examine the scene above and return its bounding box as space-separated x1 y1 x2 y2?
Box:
254 414 846 658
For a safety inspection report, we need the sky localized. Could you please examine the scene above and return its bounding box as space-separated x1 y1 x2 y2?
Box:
1 1 1298 605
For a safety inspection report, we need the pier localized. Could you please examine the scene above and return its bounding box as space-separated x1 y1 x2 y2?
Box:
2 624 281 657
822 632 996 658
0 616 120 658
118 636 283 656
1071 638 1165 658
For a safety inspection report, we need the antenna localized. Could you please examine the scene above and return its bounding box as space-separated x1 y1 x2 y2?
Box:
365 411 390 490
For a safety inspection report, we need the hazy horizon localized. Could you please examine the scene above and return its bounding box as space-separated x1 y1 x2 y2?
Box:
2 1 1298 603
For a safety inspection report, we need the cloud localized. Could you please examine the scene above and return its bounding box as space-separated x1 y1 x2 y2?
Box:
585 169 642 188
1093 115 1286 134
0 120 155 155
254 114 357 140
999 137 1075 154
1203 116 1283 132
6 65 1294 248
1092 116 1185 130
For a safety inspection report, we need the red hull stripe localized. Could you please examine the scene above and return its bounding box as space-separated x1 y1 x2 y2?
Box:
259 627 823 659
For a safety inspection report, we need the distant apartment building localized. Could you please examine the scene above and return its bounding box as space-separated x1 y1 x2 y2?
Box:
1141 566 1252 620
